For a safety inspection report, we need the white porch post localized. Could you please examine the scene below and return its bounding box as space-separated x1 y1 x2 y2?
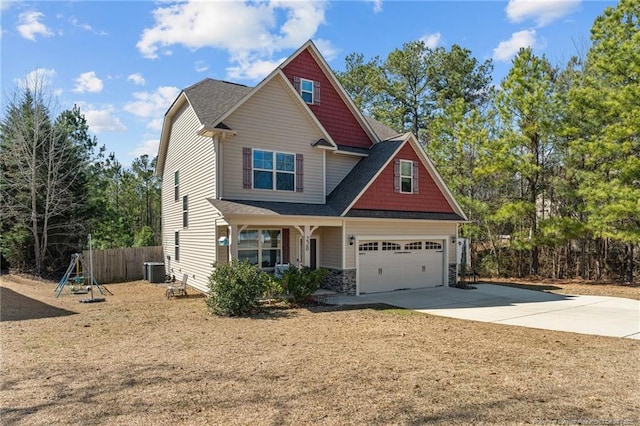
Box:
293 225 318 267
228 224 238 261
228 224 248 261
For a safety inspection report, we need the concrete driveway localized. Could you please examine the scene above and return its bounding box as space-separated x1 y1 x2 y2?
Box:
325 283 640 339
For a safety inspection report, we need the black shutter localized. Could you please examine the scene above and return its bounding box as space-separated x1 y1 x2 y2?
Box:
296 154 304 192
314 81 321 105
243 147 252 189
394 159 400 193
282 228 290 264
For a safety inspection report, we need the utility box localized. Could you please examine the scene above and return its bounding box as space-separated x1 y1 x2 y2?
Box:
146 262 165 283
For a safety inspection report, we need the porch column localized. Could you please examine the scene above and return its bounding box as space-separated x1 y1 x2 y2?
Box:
293 225 318 267
228 224 247 261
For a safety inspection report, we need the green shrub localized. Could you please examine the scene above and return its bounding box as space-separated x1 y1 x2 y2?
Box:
281 266 327 302
263 275 284 302
207 260 268 316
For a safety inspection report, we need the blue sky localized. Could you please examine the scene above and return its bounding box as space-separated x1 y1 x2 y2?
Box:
1 0 617 167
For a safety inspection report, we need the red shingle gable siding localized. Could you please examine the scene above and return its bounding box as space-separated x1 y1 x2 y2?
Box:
282 49 373 149
352 143 455 213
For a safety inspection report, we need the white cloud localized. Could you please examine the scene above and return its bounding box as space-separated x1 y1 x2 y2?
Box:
69 17 92 31
124 86 180 119
506 0 581 27
137 0 327 81
147 118 164 132
73 71 104 93
79 104 127 133
420 32 442 49
17 68 57 90
226 55 286 81
314 38 339 62
493 29 537 62
194 60 209 73
127 73 146 86
366 0 383 13
17 10 54 41
129 138 160 159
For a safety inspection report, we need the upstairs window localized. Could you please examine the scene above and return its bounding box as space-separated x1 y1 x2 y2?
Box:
252 149 295 191
174 170 179 201
394 159 419 194
301 79 314 103
400 160 413 193
293 77 321 105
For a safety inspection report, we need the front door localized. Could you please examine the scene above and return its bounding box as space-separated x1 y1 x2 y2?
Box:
310 238 317 270
299 236 319 269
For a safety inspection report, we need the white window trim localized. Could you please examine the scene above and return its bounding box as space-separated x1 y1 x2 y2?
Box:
237 228 283 270
252 148 296 192
174 170 179 202
300 78 314 104
400 160 413 194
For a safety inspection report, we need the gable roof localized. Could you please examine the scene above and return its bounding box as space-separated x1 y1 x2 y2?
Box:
184 78 252 127
364 116 402 141
327 138 405 214
327 133 468 220
280 40 381 146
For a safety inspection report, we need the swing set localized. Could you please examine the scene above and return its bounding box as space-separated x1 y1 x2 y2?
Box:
55 234 112 302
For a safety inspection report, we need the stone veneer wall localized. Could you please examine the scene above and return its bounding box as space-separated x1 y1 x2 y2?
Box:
321 268 356 295
448 263 458 287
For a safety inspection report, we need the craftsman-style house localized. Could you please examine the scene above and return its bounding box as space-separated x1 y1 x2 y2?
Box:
156 40 467 295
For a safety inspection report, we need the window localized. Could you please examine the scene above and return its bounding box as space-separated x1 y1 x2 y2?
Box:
359 242 379 252
182 195 188 228
174 231 180 261
382 241 401 251
400 160 413 193
174 170 179 201
405 242 422 250
300 79 314 103
253 149 295 191
425 241 443 250
237 229 282 269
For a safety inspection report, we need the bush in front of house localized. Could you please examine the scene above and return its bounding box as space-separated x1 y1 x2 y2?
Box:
207 260 269 316
281 266 327 302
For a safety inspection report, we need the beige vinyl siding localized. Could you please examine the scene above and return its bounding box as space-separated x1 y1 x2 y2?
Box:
326 154 360 194
222 77 325 203
344 220 457 268
319 227 342 268
162 102 218 293
216 224 229 264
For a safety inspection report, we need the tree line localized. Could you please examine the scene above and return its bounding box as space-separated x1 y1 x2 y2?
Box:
1 0 636 282
0 72 161 276
337 0 638 282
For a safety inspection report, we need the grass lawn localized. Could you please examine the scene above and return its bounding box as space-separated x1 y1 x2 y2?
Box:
1 274 638 425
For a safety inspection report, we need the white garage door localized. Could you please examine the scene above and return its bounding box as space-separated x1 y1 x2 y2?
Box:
358 239 444 294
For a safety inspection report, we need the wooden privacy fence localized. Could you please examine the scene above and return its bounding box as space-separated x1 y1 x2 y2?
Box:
82 246 164 284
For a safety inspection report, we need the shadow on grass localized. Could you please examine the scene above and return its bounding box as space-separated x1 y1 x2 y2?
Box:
0 287 77 321
485 281 564 292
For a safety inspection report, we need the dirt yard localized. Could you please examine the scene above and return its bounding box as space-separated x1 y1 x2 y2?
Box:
1 274 638 425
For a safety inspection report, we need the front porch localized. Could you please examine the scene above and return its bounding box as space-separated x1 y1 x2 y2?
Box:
215 221 357 295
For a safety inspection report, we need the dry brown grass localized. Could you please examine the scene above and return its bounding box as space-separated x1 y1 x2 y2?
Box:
1 274 639 425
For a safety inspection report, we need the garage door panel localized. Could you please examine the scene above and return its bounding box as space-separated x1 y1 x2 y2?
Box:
359 239 444 293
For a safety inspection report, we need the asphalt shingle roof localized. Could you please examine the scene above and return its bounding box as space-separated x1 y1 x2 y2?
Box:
183 79 253 127
327 139 404 214
208 199 341 217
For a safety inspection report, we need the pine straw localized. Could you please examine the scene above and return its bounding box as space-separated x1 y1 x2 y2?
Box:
1 274 638 426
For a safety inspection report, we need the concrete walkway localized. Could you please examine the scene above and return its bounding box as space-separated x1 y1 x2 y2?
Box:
323 283 640 339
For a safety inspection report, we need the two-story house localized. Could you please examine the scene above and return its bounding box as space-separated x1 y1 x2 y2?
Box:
156 40 467 295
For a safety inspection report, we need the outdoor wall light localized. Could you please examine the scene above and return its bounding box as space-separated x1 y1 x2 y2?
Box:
349 235 355 246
